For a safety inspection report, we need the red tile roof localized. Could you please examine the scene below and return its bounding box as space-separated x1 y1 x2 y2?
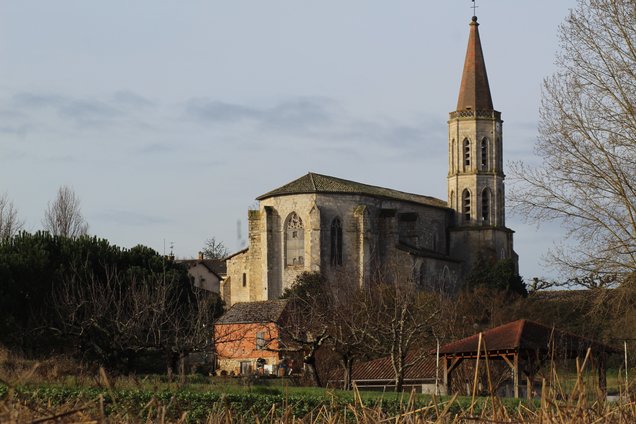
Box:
439 319 618 356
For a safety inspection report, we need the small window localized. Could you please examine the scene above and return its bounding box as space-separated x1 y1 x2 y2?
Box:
330 217 343 266
463 139 471 168
449 191 454 209
256 331 266 350
481 138 488 170
463 190 471 222
242 273 247 287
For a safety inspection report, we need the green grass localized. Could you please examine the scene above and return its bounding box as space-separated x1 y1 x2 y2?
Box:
1 376 540 423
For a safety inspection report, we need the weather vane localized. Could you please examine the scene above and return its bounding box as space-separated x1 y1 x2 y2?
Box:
471 0 478 16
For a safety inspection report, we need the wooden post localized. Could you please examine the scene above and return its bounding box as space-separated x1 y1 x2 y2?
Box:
513 352 519 399
443 356 450 395
444 357 463 396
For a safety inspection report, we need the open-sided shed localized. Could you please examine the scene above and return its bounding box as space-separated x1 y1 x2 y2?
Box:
439 319 618 398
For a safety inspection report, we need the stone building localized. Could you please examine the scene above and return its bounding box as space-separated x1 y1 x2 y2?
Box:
177 254 226 293
222 16 517 306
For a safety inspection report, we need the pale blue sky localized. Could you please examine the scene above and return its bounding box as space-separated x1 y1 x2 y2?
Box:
0 1 577 280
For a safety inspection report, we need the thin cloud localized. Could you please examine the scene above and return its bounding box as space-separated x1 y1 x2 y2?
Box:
12 92 66 109
112 90 156 109
184 96 336 129
95 209 173 226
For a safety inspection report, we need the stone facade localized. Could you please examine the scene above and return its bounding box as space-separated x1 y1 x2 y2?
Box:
222 16 517 306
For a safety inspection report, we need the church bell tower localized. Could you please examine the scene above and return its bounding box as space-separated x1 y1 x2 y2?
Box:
448 16 517 270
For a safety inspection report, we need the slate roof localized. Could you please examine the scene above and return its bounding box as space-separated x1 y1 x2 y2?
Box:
257 172 447 208
216 300 289 325
439 319 618 356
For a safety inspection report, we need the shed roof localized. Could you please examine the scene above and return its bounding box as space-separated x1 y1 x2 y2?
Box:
439 319 617 356
256 172 447 208
216 299 289 325
353 354 436 382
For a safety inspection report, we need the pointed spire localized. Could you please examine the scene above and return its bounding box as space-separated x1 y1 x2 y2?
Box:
456 16 493 111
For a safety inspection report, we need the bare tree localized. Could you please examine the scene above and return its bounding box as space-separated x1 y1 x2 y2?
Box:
52 265 221 374
0 193 23 240
43 185 89 238
201 237 229 259
278 272 330 387
326 285 371 390
362 280 440 392
509 0 636 282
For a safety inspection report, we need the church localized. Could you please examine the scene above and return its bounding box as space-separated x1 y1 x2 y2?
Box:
222 16 518 306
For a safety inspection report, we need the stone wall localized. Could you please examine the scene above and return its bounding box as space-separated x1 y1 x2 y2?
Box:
225 191 463 305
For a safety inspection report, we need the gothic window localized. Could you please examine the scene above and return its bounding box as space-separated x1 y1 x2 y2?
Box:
463 138 471 168
450 191 454 209
330 217 343 266
462 189 471 222
481 138 489 170
482 188 491 224
286 212 304 266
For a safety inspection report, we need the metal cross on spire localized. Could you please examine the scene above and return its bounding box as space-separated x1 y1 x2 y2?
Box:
471 0 478 17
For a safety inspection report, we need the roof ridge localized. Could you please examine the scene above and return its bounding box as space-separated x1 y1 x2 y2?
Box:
256 172 448 208
308 172 317 191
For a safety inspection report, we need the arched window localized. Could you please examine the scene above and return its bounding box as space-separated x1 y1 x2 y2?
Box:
463 138 471 168
449 191 454 209
481 138 489 170
330 217 343 266
286 212 304 266
462 189 471 222
482 188 491 224
451 139 456 173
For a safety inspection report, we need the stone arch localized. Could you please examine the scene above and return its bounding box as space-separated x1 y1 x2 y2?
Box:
285 212 304 266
